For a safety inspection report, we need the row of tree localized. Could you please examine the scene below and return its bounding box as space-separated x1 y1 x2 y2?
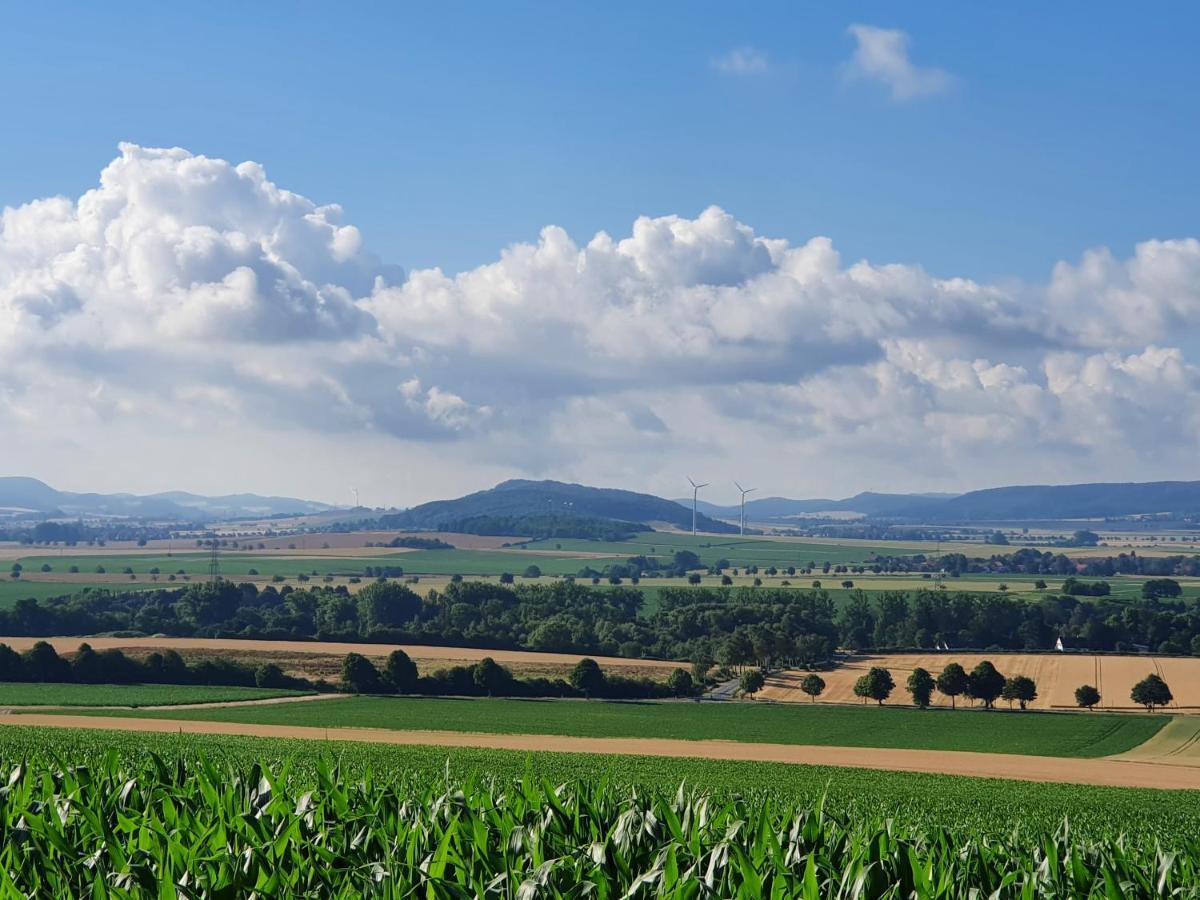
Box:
0 641 309 690
339 651 690 700
740 660 1176 713
8 580 1200 663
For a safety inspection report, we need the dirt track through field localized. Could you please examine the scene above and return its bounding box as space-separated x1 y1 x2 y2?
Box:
762 653 1200 711
5 714 1199 790
0 636 683 670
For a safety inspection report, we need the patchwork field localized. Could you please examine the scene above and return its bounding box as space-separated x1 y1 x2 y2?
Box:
762 652 1200 711
11 530 1200 608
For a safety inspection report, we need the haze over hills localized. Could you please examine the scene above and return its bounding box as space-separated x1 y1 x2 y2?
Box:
896 482 1200 523
688 492 959 521
6 474 1200 529
0 477 334 520
689 482 1200 524
382 479 739 534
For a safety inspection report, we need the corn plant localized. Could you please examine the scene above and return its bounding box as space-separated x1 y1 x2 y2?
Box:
1 750 1199 897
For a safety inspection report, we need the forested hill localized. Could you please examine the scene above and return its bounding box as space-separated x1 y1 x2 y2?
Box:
381 479 738 534
899 481 1200 522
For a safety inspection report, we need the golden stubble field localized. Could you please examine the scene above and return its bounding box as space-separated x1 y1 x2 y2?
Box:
762 652 1200 711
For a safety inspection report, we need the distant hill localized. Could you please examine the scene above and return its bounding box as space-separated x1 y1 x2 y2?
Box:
689 492 958 521
0 476 333 520
897 481 1200 522
385 479 738 534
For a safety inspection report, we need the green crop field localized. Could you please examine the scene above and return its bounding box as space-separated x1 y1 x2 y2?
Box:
0 682 308 707
0 726 1193 840
0 726 1197 894
56 696 1166 758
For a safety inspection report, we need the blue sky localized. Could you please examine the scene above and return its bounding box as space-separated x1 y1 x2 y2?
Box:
2 4 1199 504
2 3 1196 281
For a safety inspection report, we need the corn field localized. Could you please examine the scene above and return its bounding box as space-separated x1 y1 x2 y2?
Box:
1 751 1197 898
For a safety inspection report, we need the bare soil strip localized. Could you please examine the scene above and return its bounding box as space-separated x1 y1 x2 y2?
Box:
0 636 683 670
5 715 1199 790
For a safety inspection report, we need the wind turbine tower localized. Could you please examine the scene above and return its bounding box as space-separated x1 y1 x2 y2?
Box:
734 481 756 535
687 477 709 536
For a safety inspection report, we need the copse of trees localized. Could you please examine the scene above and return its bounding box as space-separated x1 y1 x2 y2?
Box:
1061 578 1111 597
1142 579 1183 600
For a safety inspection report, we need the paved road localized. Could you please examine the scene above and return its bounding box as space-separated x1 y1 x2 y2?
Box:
703 678 741 700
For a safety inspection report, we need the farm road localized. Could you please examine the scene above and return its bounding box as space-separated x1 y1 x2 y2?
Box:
5 714 1200 790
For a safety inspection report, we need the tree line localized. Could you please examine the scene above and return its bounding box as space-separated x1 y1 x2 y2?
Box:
0 641 310 691
6 581 1200 663
339 651 691 700
765 660 1175 713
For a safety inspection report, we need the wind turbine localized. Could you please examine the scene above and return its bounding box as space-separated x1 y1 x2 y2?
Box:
687 477 709 536
351 487 360 509
734 481 756 535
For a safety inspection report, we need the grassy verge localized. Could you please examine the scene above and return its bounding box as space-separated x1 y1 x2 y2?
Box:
0 682 309 707
47 695 1167 757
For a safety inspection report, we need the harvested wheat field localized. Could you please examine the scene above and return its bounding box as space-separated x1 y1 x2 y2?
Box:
762 653 1200 712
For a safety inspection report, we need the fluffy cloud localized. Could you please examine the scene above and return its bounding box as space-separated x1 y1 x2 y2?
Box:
2 144 1198 502
844 25 953 101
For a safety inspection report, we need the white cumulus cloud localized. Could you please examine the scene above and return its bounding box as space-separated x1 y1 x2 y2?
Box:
2 144 1198 503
